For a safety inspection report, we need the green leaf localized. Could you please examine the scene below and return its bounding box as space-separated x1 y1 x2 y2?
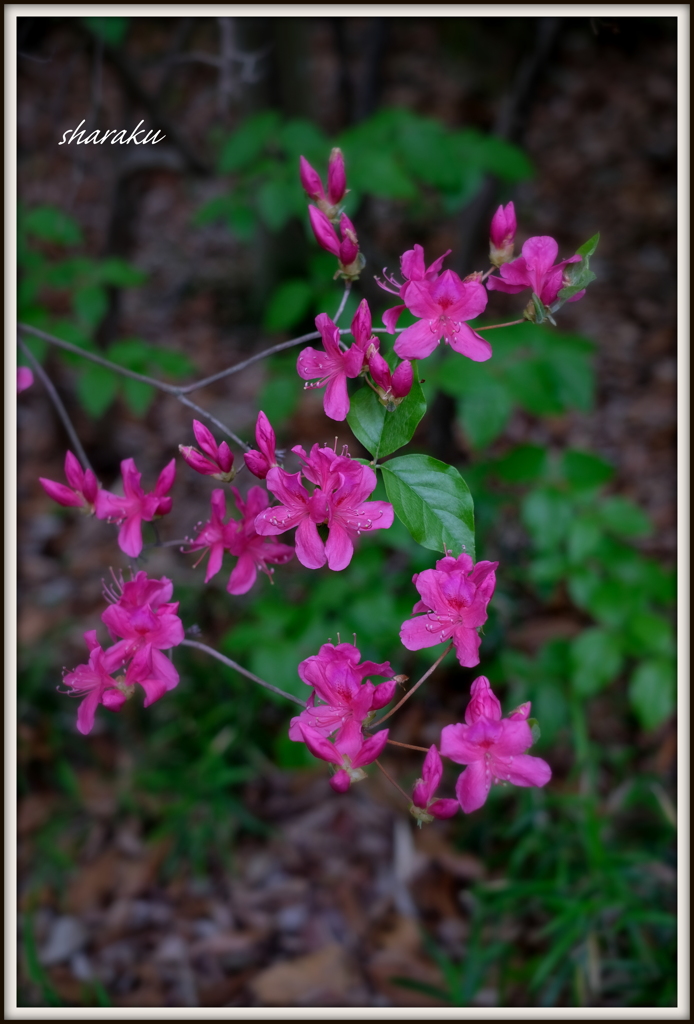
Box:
22 206 83 246
521 488 573 551
624 611 675 659
381 454 475 559
278 118 329 164
97 257 146 287
218 111 281 173
122 377 155 416
629 659 675 730
347 150 417 201
567 516 602 562
570 627 623 697
585 578 639 628
557 233 599 303
76 363 118 418
257 176 295 232
505 359 564 415
562 450 614 491
74 284 108 330
492 445 548 484
599 497 652 538
457 378 513 449
347 371 426 459
146 348 194 378
83 16 129 47
263 279 313 332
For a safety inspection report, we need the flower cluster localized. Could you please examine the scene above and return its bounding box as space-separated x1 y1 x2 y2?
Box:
289 642 396 792
255 440 393 571
297 298 413 420
301 149 364 280
63 571 184 734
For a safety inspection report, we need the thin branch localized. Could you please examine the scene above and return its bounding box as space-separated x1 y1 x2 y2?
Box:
18 337 94 474
176 394 249 450
180 639 306 707
373 643 454 726
177 330 324 393
17 324 249 449
375 759 411 804
333 282 352 324
475 319 525 331
386 739 429 753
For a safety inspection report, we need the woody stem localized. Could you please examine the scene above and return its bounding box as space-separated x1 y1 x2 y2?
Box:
373 642 454 726
333 281 352 324
375 759 411 803
386 739 429 753
475 319 525 330
180 639 306 706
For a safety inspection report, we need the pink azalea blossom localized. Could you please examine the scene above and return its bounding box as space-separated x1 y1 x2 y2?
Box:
299 719 390 793
179 420 234 481
62 630 126 735
185 489 236 583
226 486 294 594
95 457 175 559
289 642 396 740
17 367 34 393
400 552 498 668
243 411 279 479
378 244 451 333
489 201 517 266
297 313 366 421
367 346 413 405
255 448 393 571
63 631 175 735
410 745 459 824
440 677 551 813
394 270 491 363
486 235 584 306
308 207 363 279
40 451 100 513
300 148 347 217
101 570 183 692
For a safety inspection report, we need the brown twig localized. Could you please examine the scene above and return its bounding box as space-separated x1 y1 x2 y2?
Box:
373 643 454 726
375 759 411 804
386 739 429 753
180 639 306 707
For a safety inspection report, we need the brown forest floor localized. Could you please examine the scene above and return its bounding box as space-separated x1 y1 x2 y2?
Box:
17 17 676 1008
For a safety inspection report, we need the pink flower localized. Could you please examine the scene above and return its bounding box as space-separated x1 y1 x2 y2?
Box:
378 244 451 334
489 201 517 266
40 451 100 513
289 642 396 740
486 236 584 306
440 677 551 813
299 719 390 793
400 552 498 668
17 367 34 393
300 148 347 217
63 630 175 735
410 745 459 824
62 631 126 735
367 347 413 406
101 570 183 692
297 313 366 421
393 270 491 363
308 207 364 279
226 486 294 594
255 448 393 571
95 457 175 559
185 489 235 583
243 411 278 480
179 420 234 481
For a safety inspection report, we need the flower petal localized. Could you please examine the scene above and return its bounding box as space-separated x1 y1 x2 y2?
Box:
295 519 326 569
455 761 491 813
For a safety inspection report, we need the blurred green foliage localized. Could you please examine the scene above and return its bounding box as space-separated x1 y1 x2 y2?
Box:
18 204 193 418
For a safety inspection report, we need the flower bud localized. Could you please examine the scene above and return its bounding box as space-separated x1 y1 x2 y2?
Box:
299 156 325 202
327 148 347 206
489 201 517 267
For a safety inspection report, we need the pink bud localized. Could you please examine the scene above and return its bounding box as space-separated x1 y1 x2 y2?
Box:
489 201 517 266
327 148 347 206
464 676 502 725
351 298 373 350
308 205 340 256
391 359 414 399
39 478 84 508
299 156 325 202
330 769 352 793
368 349 392 391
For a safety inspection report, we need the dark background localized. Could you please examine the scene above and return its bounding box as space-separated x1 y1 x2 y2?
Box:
17 15 677 1009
